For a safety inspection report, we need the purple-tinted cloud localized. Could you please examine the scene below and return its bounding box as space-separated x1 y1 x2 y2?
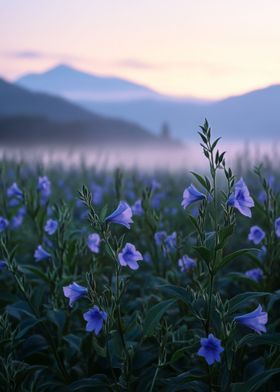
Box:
14 51 43 59
116 58 161 70
2 50 81 62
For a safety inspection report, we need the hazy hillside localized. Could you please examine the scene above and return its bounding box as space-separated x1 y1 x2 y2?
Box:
16 64 159 101
82 86 280 140
16 65 280 140
0 78 95 122
0 79 176 146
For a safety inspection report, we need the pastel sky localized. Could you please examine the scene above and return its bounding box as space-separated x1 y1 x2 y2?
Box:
1 0 280 99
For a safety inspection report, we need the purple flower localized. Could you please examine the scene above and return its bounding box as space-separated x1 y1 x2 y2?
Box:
87 233 101 253
0 217 9 232
248 226 265 245
34 245 51 262
151 192 165 209
63 282 88 307
154 231 167 246
91 184 103 205
151 179 161 191
166 232 177 252
83 305 107 335
11 214 24 229
178 255 196 272
0 260 7 270
37 176 51 198
275 217 280 238
11 206 26 229
257 245 267 261
245 268 263 282
44 219 58 235
118 243 143 270
182 184 206 209
7 182 23 199
144 252 152 264
258 190 267 204
197 334 224 365
234 305 268 334
8 198 21 207
132 199 144 216
105 201 133 229
227 178 254 218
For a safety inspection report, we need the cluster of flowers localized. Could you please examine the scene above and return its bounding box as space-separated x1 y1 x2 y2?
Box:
63 201 143 335
181 177 268 365
1 172 270 368
61 176 269 367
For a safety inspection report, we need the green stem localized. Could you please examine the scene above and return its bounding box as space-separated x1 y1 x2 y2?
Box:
149 365 160 392
206 272 214 334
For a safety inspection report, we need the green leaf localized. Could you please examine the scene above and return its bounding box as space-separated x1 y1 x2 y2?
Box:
211 137 222 151
231 368 280 392
15 318 44 339
160 285 193 307
21 265 50 283
99 204 108 221
188 215 200 232
216 248 259 271
216 224 234 249
193 246 212 263
228 291 271 313
190 172 209 191
143 299 175 337
239 333 280 347
169 347 190 363
67 375 109 391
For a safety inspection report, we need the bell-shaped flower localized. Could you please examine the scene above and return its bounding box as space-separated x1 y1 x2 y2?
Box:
248 226 265 245
118 243 143 270
83 305 107 335
105 201 133 229
178 255 196 272
87 233 101 253
132 199 144 216
34 245 51 262
44 219 58 235
63 282 88 307
197 333 224 365
245 268 263 282
154 231 167 246
7 182 23 199
37 176 51 199
227 178 254 218
182 184 206 209
0 217 9 232
275 217 280 238
234 304 268 334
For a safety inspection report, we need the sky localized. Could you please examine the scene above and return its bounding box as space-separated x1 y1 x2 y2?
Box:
1 0 280 99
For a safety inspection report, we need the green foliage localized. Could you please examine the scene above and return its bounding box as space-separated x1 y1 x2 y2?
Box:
0 121 280 390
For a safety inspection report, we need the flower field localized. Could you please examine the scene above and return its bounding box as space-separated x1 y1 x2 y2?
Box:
1 121 280 391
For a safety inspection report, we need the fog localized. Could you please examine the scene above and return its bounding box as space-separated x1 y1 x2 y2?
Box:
0 140 279 172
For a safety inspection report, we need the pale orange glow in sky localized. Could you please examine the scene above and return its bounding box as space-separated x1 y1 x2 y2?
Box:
1 0 280 99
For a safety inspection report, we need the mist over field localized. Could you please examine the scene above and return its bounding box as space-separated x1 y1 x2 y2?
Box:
0 140 279 172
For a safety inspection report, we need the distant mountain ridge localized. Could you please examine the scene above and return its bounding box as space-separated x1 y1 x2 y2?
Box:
15 64 280 140
0 78 176 146
16 64 160 101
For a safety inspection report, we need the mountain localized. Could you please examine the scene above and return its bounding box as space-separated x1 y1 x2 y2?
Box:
16 64 160 101
0 77 95 122
0 78 176 146
16 65 280 141
81 86 280 140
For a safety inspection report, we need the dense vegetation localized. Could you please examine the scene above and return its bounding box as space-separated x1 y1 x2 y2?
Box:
0 122 280 391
